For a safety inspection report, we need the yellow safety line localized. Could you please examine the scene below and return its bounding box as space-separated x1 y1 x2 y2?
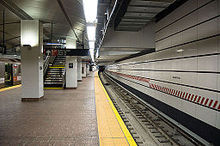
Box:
98 75 137 146
44 87 63 90
50 66 65 68
0 84 21 92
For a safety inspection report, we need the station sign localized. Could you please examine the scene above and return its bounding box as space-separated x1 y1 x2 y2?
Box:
66 49 89 56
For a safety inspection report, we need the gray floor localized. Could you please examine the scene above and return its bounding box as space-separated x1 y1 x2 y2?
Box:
0 76 99 146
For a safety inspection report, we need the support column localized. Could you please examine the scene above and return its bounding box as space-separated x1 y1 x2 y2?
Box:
82 62 87 78
86 64 90 76
77 59 82 81
20 20 44 101
66 56 77 88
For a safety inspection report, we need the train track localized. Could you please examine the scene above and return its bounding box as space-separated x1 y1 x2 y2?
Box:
100 72 206 146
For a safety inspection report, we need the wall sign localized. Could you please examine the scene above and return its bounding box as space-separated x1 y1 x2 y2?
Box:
69 63 73 68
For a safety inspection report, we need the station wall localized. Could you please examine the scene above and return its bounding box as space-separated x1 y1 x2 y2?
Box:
105 0 220 144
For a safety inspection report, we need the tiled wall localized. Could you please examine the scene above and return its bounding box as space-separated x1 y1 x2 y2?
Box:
106 0 220 131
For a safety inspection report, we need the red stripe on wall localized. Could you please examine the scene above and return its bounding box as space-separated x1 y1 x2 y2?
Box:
213 101 218 108
190 94 194 101
208 100 213 107
174 90 177 95
180 92 183 98
204 98 209 106
182 92 185 98
197 96 201 103
193 95 198 102
175 90 178 96
159 86 162 91
177 91 180 97
171 89 174 95
187 94 191 100
185 93 188 99
155 85 158 90
108 71 219 111
200 97 205 104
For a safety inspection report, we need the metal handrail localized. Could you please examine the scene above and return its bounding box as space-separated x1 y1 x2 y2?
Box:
43 55 50 76
62 69 66 88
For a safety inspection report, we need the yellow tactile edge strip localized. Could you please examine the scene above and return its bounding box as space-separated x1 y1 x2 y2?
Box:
44 87 63 90
0 84 21 92
49 67 65 68
98 75 137 146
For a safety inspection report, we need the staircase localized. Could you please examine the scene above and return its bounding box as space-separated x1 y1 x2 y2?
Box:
44 51 66 89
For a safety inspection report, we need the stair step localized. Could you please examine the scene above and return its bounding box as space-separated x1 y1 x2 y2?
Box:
44 82 63 84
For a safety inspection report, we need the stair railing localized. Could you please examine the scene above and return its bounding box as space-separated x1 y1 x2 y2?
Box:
63 69 66 88
43 55 50 76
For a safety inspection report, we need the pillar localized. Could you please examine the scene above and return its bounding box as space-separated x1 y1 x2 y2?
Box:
86 64 90 76
77 59 82 81
66 56 77 88
20 20 44 101
82 62 87 78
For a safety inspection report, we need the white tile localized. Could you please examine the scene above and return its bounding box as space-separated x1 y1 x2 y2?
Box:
181 57 198 71
218 17 220 34
198 1 218 23
182 27 198 44
171 32 182 46
182 100 196 117
181 11 198 29
197 73 218 90
170 72 182 84
198 55 218 71
218 74 220 92
198 18 218 39
182 42 198 57
176 0 197 21
181 72 198 87
171 59 183 70
173 19 182 32
217 93 220 129
218 0 220 15
218 55 220 91
156 41 162 51
155 32 160 41
195 105 217 128
217 108 220 129
197 37 218 55
198 0 213 7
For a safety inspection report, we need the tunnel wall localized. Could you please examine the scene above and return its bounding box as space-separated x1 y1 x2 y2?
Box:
106 0 220 144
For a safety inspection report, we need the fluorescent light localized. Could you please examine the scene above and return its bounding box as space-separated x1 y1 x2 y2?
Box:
177 49 184 53
89 49 95 62
87 26 96 41
83 0 98 23
89 42 95 49
83 0 98 62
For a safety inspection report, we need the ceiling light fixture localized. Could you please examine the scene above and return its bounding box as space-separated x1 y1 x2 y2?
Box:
83 0 98 62
176 49 184 53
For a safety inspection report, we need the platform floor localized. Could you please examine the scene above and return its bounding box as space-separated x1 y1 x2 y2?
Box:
0 75 99 145
95 73 134 146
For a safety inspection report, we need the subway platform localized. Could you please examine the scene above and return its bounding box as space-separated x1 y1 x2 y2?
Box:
0 72 135 146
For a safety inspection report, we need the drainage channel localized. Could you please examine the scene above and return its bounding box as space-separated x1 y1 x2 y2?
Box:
99 72 206 146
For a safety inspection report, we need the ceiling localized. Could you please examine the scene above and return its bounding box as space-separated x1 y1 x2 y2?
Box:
96 0 177 65
0 0 86 49
96 0 116 49
116 0 174 31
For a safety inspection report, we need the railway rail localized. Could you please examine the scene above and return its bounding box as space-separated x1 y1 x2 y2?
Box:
100 71 206 146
